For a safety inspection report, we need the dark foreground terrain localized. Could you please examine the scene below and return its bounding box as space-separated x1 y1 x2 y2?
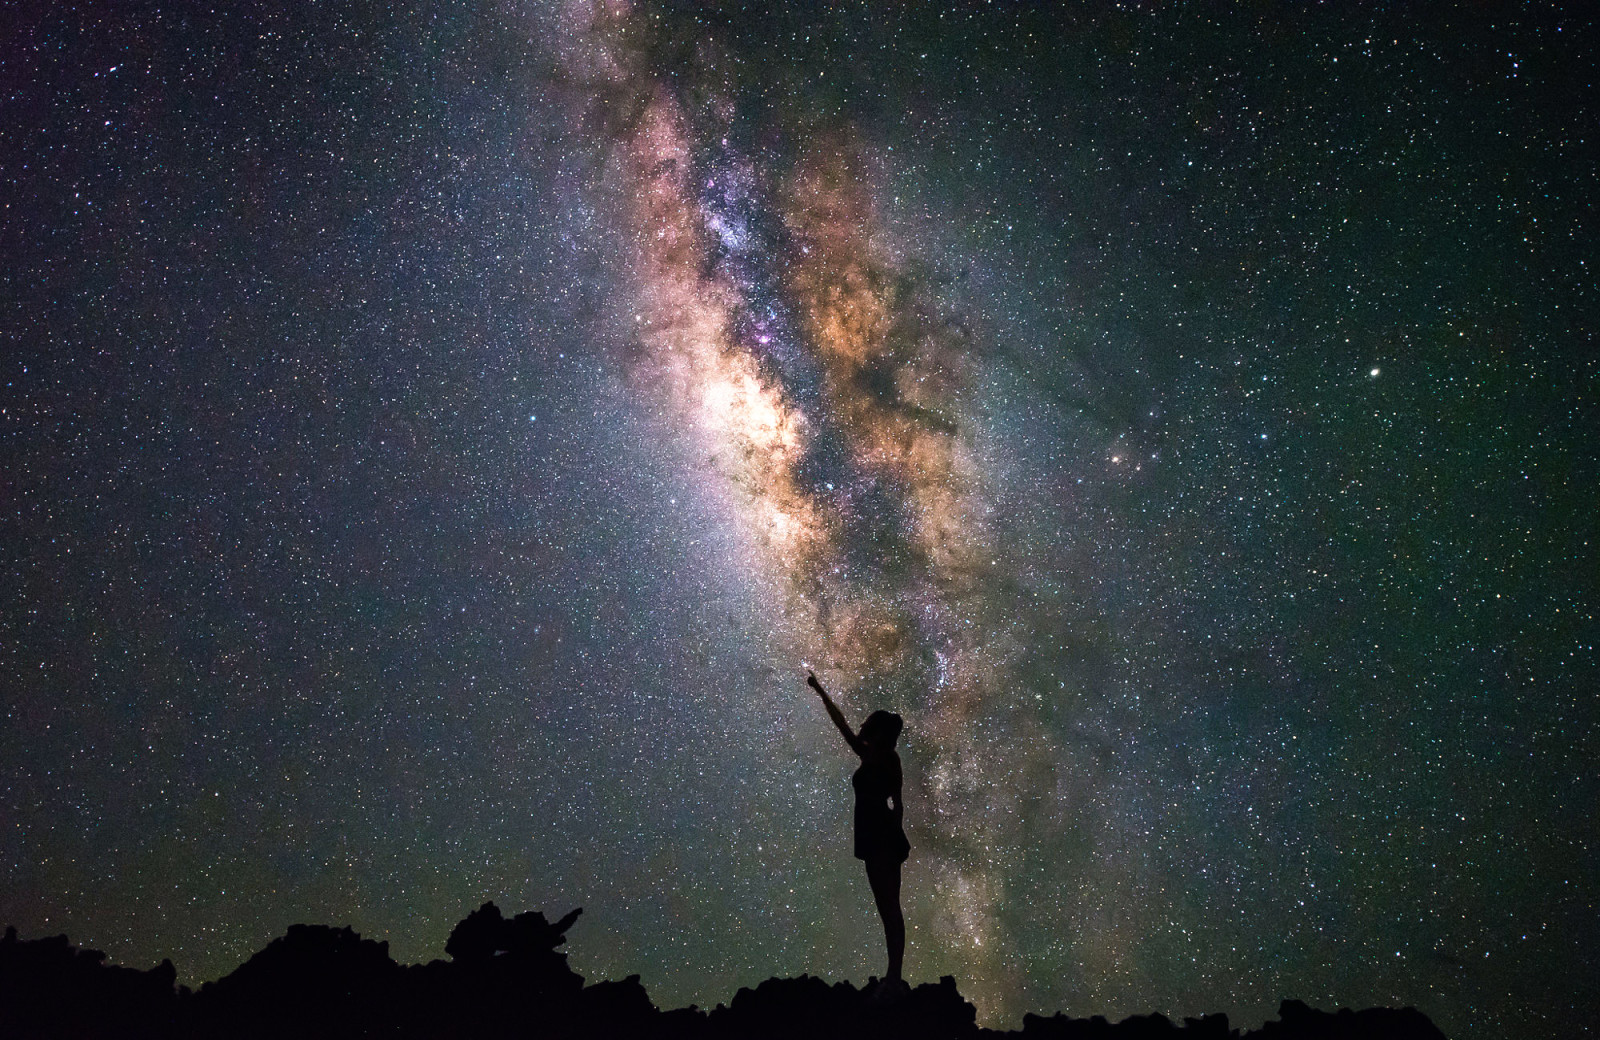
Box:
1 905 1446 1039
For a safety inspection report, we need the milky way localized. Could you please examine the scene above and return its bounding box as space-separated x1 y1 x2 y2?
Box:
559 4 1104 1002
1 4 1593 1038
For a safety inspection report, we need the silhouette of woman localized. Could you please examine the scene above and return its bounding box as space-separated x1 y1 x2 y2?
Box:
806 671 910 984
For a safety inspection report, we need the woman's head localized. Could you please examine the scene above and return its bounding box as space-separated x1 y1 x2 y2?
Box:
860 710 904 750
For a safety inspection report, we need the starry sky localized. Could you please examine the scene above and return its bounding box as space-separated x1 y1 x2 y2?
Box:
2 3 1594 1038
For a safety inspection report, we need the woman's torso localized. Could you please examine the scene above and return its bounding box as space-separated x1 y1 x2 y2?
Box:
852 753 909 862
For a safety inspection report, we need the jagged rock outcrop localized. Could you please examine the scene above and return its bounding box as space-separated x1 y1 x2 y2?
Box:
0 913 1449 1039
0 925 178 1039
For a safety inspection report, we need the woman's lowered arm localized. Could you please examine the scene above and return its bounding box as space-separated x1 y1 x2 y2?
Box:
889 759 904 821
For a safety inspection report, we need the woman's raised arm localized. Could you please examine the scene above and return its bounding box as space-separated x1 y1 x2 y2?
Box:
807 672 865 756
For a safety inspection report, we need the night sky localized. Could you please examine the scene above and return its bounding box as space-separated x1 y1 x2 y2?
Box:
2 4 1594 1038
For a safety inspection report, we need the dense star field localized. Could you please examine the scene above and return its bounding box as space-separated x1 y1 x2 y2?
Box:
2 4 1594 1038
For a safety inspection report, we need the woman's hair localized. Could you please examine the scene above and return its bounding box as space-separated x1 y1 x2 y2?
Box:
861 710 904 749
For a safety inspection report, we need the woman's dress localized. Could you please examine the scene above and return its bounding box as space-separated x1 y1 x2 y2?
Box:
852 758 910 863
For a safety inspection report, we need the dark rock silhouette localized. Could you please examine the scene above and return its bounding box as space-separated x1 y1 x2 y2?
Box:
0 912 1449 1039
1015 1002 1445 1040
0 925 178 1039
189 922 404 1037
446 901 582 965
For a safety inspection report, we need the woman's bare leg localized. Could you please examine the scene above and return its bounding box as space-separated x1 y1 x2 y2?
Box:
865 858 904 982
